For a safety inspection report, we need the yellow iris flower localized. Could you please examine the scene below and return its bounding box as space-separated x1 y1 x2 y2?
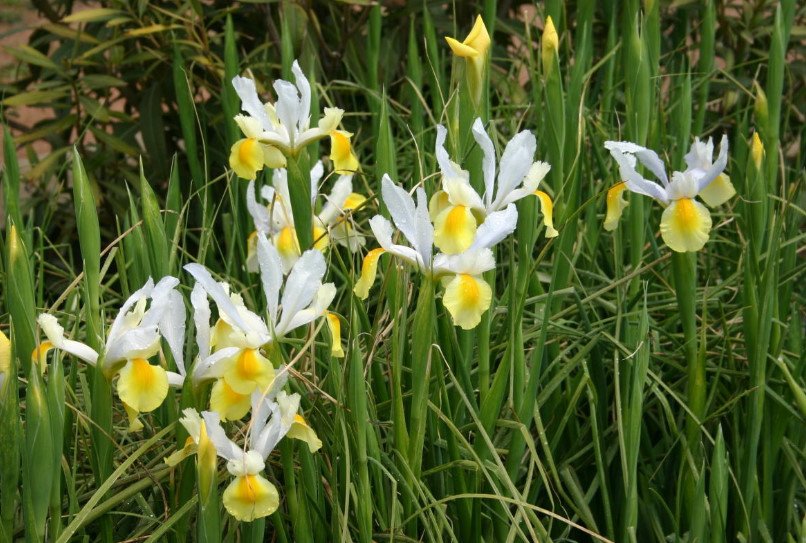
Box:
604 136 732 252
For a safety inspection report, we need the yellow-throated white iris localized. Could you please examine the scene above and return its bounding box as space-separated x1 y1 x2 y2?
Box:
37 277 187 431
354 175 518 329
603 136 731 252
229 60 354 179
245 162 366 274
431 120 556 256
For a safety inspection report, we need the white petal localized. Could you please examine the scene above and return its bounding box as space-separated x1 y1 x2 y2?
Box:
192 347 241 384
247 180 271 233
442 177 484 210
606 147 669 204
433 248 495 276
470 204 518 250
696 135 729 194
256 232 283 325
190 282 211 361
318 175 354 226
309 160 324 203
471 118 496 208
493 130 537 210
179 408 203 443
368 215 421 267
159 289 187 376
276 250 326 335
107 278 155 345
184 264 252 333
104 326 160 365
202 411 244 462
380 175 418 247
414 187 434 269
435 125 467 182
273 79 301 143
292 60 312 132
279 283 335 334
232 76 272 131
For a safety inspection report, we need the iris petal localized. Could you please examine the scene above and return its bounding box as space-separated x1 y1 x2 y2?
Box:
223 474 280 522
660 198 712 252
442 274 493 330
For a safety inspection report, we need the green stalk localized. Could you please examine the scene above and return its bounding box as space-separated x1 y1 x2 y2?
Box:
23 362 54 542
348 307 372 543
406 277 435 480
47 355 66 540
0 331 21 542
286 153 313 252
281 441 311 543
2 125 22 233
6 224 36 377
72 148 112 542
172 47 204 190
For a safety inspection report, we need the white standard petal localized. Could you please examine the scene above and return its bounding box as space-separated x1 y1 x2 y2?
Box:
201 411 245 462
435 125 468 183
471 118 496 208
309 160 325 203
275 249 326 334
493 130 537 210
256 232 283 325
190 282 211 361
695 135 729 194
279 283 336 334
380 175 419 247
232 76 273 132
368 215 422 268
291 60 312 133
317 175 354 226
184 264 252 333
247 180 271 234
158 289 187 377
107 278 155 346
273 79 301 144
414 187 434 269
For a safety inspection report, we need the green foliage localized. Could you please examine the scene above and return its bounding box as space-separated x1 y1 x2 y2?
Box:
0 1 803 542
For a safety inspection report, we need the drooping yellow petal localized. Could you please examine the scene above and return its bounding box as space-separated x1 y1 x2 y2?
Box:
434 205 478 254
442 274 493 330
223 474 280 522
210 378 252 421
223 348 275 395
353 248 386 300
287 413 323 453
117 358 169 413
698 173 736 208
229 138 265 180
330 131 359 175
164 435 198 467
31 340 53 371
123 402 144 432
603 182 630 231
197 421 218 503
325 312 344 358
312 224 330 252
534 190 559 238
445 37 479 58
262 145 286 169
445 15 490 58
659 197 713 252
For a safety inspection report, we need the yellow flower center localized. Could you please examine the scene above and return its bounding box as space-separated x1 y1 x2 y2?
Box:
131 358 156 387
672 198 698 231
239 138 258 165
236 349 263 380
457 274 480 306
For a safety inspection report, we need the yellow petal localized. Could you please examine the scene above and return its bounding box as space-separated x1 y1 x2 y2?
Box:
123 402 144 432
750 132 764 171
534 190 559 238
325 313 344 358
698 173 736 208
117 358 169 413
442 274 492 330
429 190 450 221
353 248 386 300
330 131 359 175
223 474 280 522
31 340 53 369
542 16 559 55
164 437 198 467
224 348 275 395
313 224 330 252
0 330 10 376
210 378 252 421
659 198 712 252
434 205 478 254
262 145 286 169
287 413 323 453
275 226 301 264
229 138 265 180
603 182 629 231
464 15 491 55
445 36 478 58
342 193 366 211
197 421 218 502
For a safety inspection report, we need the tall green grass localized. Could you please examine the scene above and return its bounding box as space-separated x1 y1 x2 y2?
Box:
1 1 803 541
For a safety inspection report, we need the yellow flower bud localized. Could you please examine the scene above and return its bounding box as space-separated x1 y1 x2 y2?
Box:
541 16 559 74
754 82 768 130
197 421 218 504
445 15 491 108
751 132 764 171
